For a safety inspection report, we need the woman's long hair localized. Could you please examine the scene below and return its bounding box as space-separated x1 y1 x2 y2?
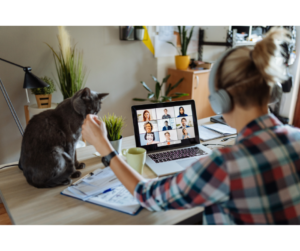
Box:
143 110 151 121
215 27 291 108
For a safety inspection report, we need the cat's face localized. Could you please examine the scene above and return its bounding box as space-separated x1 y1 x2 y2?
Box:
72 87 109 117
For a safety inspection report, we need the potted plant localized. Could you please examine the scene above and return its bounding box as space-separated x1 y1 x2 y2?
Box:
135 26 145 40
133 74 188 103
167 26 194 70
101 113 125 154
46 26 87 100
31 76 56 108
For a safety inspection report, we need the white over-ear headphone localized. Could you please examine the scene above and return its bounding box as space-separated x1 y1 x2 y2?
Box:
208 47 283 114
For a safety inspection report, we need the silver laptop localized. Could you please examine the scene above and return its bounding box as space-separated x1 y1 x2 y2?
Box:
131 100 212 176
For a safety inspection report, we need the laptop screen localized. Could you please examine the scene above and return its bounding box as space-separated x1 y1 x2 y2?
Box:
131 100 200 152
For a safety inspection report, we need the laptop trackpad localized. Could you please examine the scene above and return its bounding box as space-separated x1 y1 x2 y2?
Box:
176 158 198 169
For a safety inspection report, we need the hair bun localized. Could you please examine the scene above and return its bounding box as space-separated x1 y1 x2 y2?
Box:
251 27 291 87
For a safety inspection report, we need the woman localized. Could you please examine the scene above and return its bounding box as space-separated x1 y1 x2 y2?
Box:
177 107 188 117
143 122 153 133
144 132 159 145
143 110 151 121
82 28 300 224
182 128 190 139
164 131 171 142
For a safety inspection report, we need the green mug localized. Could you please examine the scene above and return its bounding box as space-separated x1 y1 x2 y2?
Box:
122 147 146 174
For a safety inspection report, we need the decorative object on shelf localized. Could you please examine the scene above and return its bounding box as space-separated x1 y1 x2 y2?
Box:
46 26 87 100
167 26 194 70
135 26 145 40
120 26 135 40
0 57 49 136
189 58 197 69
101 113 125 154
31 76 56 108
133 74 188 103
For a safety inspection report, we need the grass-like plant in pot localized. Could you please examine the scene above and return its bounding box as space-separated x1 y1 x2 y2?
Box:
101 113 125 154
31 76 56 108
167 26 194 70
133 74 188 103
46 26 87 100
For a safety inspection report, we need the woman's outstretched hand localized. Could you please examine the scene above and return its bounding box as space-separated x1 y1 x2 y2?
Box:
82 114 114 156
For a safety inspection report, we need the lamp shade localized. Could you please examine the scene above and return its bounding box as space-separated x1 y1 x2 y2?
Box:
23 71 49 89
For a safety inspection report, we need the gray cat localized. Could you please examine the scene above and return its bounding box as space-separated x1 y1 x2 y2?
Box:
19 87 108 188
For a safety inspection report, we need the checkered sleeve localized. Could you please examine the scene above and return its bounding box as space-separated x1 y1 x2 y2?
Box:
134 150 230 212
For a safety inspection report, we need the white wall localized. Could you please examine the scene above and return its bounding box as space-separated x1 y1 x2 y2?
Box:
0 26 157 164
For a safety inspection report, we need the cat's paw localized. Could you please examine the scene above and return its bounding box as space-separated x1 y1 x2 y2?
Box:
71 171 81 178
62 178 72 186
76 162 86 170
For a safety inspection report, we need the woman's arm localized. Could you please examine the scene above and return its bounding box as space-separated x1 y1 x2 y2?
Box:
82 115 146 195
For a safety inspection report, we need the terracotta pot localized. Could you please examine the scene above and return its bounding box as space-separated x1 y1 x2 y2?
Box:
35 94 52 108
175 55 190 70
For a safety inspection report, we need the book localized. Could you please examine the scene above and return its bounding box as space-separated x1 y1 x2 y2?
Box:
61 167 142 215
198 123 237 141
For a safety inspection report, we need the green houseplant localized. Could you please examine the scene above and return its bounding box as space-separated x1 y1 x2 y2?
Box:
101 113 125 154
31 76 56 108
135 26 145 40
133 74 188 103
167 26 194 70
46 26 87 100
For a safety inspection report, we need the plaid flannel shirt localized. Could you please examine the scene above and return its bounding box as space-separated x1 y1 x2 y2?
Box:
134 114 300 224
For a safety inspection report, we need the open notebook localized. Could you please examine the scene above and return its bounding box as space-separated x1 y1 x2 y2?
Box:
198 123 237 141
61 167 142 215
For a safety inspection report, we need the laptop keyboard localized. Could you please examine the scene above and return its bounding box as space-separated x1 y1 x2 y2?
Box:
148 147 208 163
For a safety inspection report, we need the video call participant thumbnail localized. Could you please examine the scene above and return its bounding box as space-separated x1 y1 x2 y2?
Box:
143 110 152 121
144 132 160 145
182 128 190 139
162 109 171 119
177 106 188 117
178 117 190 129
162 121 172 131
144 122 153 133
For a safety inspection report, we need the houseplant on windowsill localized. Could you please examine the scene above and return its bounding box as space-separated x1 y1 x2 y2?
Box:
46 26 87 100
135 26 145 40
167 26 194 70
31 76 56 108
133 74 188 103
101 113 125 154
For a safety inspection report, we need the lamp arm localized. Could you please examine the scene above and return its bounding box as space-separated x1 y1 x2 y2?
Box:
0 57 29 71
0 78 24 136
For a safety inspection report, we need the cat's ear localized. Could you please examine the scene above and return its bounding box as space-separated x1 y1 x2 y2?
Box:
98 93 109 100
81 87 91 101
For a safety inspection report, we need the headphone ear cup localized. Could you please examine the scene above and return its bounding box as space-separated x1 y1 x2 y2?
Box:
209 89 232 114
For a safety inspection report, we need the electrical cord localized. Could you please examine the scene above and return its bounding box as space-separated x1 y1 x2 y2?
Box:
221 136 236 142
203 144 226 147
0 164 19 170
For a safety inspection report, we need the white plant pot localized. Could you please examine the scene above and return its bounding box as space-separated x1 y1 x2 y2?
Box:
110 136 122 154
135 29 144 40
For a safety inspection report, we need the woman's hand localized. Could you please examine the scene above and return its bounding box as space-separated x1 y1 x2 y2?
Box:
82 115 114 156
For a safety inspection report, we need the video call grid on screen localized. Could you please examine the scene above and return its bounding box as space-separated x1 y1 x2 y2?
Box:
136 105 195 146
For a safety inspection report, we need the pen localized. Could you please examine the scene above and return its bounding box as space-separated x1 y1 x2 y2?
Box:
102 188 114 194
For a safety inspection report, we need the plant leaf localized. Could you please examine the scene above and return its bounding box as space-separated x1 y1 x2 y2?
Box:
155 82 161 100
166 41 176 48
186 26 194 53
148 92 155 99
165 83 172 96
151 74 159 83
161 74 170 85
161 96 172 102
141 81 152 93
170 78 184 91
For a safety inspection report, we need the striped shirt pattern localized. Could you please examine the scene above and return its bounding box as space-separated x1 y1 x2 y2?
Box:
134 114 300 224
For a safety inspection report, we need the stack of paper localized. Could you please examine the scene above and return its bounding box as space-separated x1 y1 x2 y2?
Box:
61 167 142 215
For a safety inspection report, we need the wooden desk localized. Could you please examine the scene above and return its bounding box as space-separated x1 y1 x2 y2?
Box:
0 118 235 225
